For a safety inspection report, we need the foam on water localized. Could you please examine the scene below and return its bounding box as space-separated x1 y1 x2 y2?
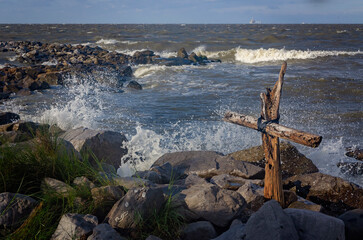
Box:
96 38 120 45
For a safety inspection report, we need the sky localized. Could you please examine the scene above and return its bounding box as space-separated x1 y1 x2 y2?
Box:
0 0 362 24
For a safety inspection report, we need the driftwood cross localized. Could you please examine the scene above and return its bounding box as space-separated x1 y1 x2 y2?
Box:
223 62 322 206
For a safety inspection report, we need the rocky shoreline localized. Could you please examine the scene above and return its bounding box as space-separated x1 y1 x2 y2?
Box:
1 113 362 240
0 41 219 98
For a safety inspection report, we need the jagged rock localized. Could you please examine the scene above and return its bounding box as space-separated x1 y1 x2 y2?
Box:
87 223 125 240
126 80 142 90
36 72 62 85
0 192 37 229
60 127 128 169
136 162 186 184
177 184 246 227
105 187 165 233
134 170 163 184
245 200 299 240
345 146 363 160
177 48 188 59
229 142 319 178
73 176 96 189
284 208 345 240
284 190 298 207
288 196 323 212
211 174 262 190
181 221 217 240
51 213 98 240
337 161 363 175
152 151 264 179
284 172 363 214
113 176 153 190
91 185 124 206
339 209 363 240
41 177 75 197
211 219 245 240
184 174 209 188
237 182 265 211
0 112 20 125
16 88 31 96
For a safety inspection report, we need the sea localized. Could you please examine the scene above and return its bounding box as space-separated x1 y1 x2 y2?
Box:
0 24 362 185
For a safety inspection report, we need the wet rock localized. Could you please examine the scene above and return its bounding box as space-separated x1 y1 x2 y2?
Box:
181 221 217 240
152 151 264 179
41 177 75 197
345 146 363 160
177 48 188 59
284 208 345 240
237 182 265 211
87 223 125 240
126 80 142 90
156 57 192 66
284 172 363 214
337 161 363 175
51 213 98 240
245 200 299 240
339 209 363 240
229 142 319 178
105 187 165 233
0 192 37 229
211 174 263 190
288 196 323 212
0 112 20 125
211 219 245 240
60 127 128 169
188 52 202 63
16 88 31 96
178 184 246 227
37 72 62 85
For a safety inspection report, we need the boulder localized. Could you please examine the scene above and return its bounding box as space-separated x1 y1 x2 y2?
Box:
113 176 153 190
184 174 209 188
211 174 262 190
284 208 345 240
245 200 299 240
152 151 264 179
0 112 20 125
51 213 98 240
105 187 165 233
177 48 188 59
211 219 245 240
229 142 319 178
178 184 246 227
73 176 96 190
339 209 363 240
345 146 363 161
181 221 217 240
237 182 265 211
60 127 128 169
87 223 125 240
41 177 75 197
36 72 62 85
134 170 163 184
126 80 142 90
288 196 323 212
0 192 37 229
91 185 124 206
337 161 363 175
284 172 363 214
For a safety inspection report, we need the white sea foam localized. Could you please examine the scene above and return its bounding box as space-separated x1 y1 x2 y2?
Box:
120 41 138 45
96 38 120 45
0 64 5 69
133 65 169 78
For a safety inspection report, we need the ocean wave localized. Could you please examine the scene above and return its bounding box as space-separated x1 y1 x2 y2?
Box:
120 40 138 45
96 38 120 45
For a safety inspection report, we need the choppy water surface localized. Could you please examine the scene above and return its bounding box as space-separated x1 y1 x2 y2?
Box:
0 24 362 185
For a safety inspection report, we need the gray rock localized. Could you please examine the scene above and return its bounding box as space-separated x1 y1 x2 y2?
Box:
91 185 124 206
288 196 323 212
211 174 262 190
60 127 128 169
179 184 246 227
126 80 142 90
0 192 37 229
284 208 345 240
237 182 265 211
212 219 245 240
51 213 98 240
106 187 165 232
152 151 264 179
245 200 299 240
184 174 209 188
284 172 363 213
113 176 153 190
73 176 96 189
177 48 188 59
42 177 75 197
150 162 186 183
181 221 217 240
229 142 319 178
339 209 363 240
87 223 125 240
133 170 163 184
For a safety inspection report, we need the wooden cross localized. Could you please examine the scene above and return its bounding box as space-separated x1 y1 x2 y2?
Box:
223 62 322 206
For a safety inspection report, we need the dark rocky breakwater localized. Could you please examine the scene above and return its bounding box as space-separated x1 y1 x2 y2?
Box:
0 41 218 99
1 112 363 240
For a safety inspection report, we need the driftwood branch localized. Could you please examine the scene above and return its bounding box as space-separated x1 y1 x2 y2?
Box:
223 111 322 148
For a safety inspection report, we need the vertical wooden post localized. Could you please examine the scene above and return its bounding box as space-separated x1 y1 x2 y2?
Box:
261 62 287 206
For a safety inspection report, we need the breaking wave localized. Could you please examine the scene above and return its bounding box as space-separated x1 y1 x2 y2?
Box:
96 38 120 45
